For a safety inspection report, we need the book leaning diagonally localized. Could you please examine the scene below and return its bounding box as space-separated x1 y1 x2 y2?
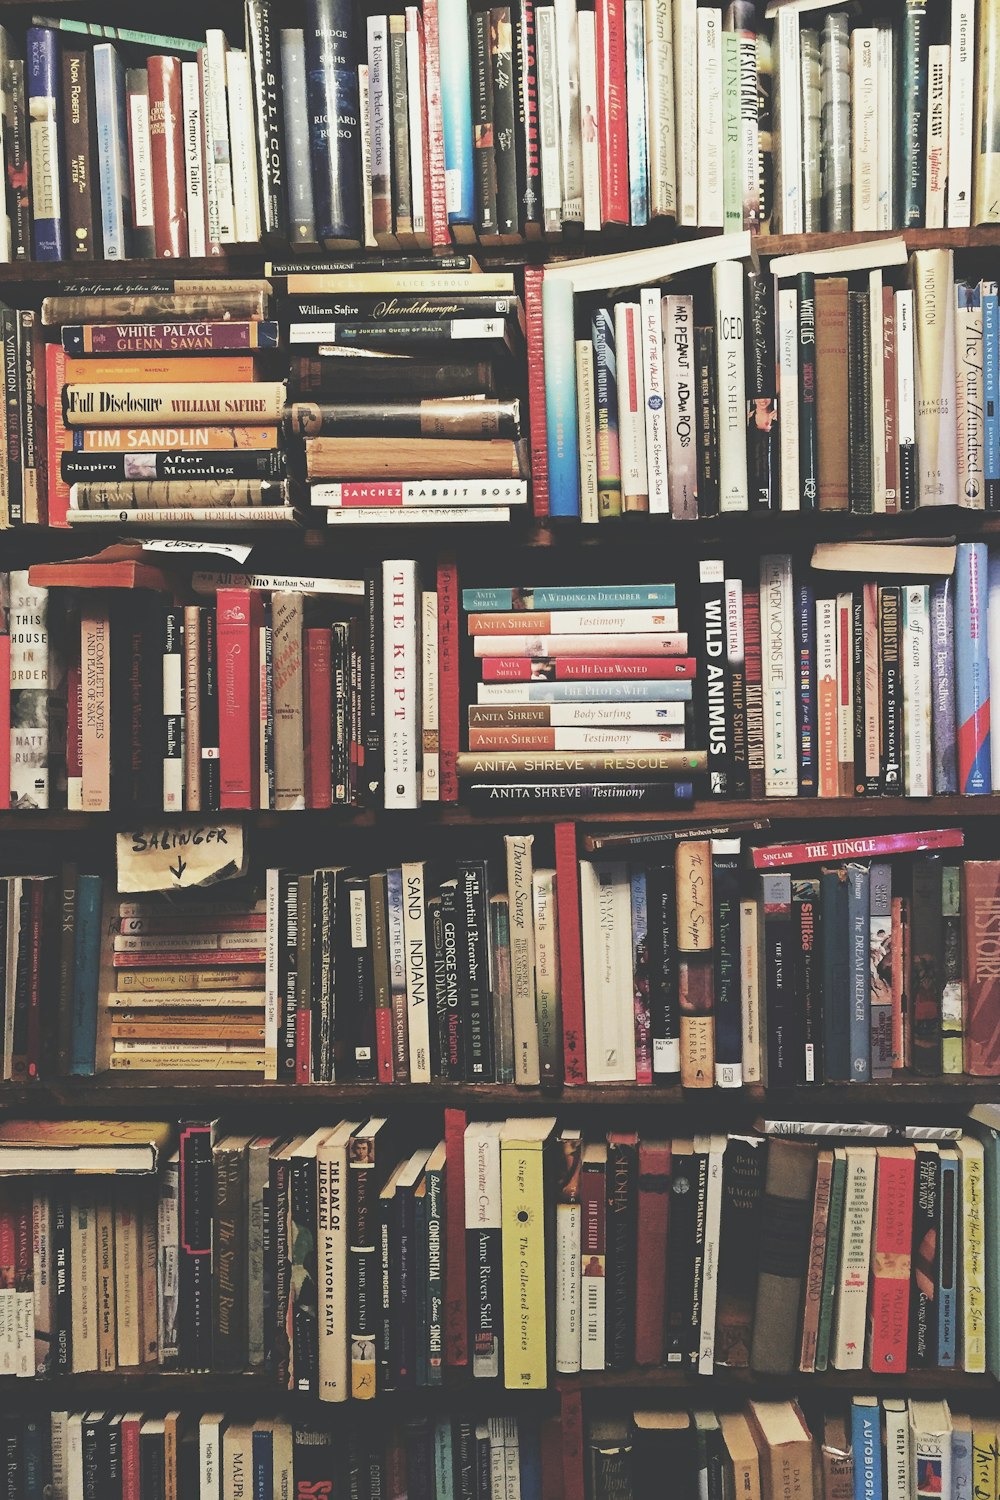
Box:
542 230 751 294
768 235 908 280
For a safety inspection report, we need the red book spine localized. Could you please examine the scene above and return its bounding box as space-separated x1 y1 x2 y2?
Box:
594 0 628 225
421 0 451 246
891 895 906 1068
540 1416 565 1500
751 828 965 870
296 980 311 1084
147 56 188 258
0 634 9 808
217 588 261 809
113 948 265 967
437 555 460 802
561 1387 586 1500
121 1418 141 1500
554 822 586 1084
443 1106 468 1367
26 880 43 1076
0 1203 14 1281
867 1147 915 1372
375 1003 394 1083
305 628 333 808
882 285 899 513
524 266 549 517
742 587 765 798
634 1139 670 1365
45 344 70 528
481 656 697 681
962 861 1000 1074
13 1190 29 1287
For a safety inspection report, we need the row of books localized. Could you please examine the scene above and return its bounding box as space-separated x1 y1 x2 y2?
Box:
0 1407 550 1500
5 1114 996 1391
538 241 1000 521
588 1399 982 1500
690 544 1000 807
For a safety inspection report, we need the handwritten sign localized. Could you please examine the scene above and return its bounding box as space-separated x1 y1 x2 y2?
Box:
116 823 247 893
141 538 253 562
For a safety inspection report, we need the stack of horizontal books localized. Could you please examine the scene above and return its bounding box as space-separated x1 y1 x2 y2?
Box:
272 257 529 525
38 279 294 529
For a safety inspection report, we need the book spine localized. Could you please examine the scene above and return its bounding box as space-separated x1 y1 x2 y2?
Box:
901 0 929 225
870 862 894 1082
867 1149 915 1372
177 1122 213 1372
847 862 871 1083
745 267 776 510
401 861 431 1082
61 50 99 259
714 260 748 512
925 45 949 230
663 294 697 519
962 861 1000 1075
443 1107 468 1369
26 29 66 260
470 11 497 235
937 1150 959 1365
382 560 420 810
879 585 903 794
465 1127 501 1379
542 276 579 518
438 0 474 225
960 1141 987 1372
148 56 188 257
948 0 973 225
94 45 132 259
712 842 741 1087
304 0 362 246
280 29 316 246
500 1134 549 1387
595 0 628 225
246 0 288 239
641 286 669 514
956 542 991 793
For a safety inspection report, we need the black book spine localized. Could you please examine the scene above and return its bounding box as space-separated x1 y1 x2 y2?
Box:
714 1138 766 1368
470 11 498 234
1 306 21 526
61 49 100 259
290 1153 319 1394
713 850 742 1085
6 59 29 260
792 878 822 1084
52 1188 72 1372
81 1413 104 1500
605 1137 637 1369
349 1153 377 1396
378 1187 395 1393
260 600 275 809
511 0 540 225
761 874 795 1087
277 868 299 1082
909 856 944 1076
794 577 818 796
198 607 220 813
847 286 873 513
694 326 719 516
395 1183 417 1388
428 894 447 1082
332 621 348 805
878 585 903 794
647 858 679 1077
727 584 750 798
456 1424 476 1500
17 312 40 517
438 882 463 1082
106 1418 122 1499
62 450 287 483
687 1145 709 1369
246 0 288 239
313 869 335 1083
388 19 412 233
405 1418 434 1500
260 1170 275 1373
177 1120 214 1371
162 605 184 814
55 861 78 1075
745 267 777 509
909 1145 940 1366
132 597 163 813
212 1141 247 1372
851 588 868 796
490 8 518 232
458 860 494 1081
292 1430 337 1495
139 1431 166 1500
476 1431 491 1500
698 560 729 797
796 272 819 508
664 1144 696 1363
267 1155 291 1383
304 0 362 246
347 876 378 1082
9 884 30 1078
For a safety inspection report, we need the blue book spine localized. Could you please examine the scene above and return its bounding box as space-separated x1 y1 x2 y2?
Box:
26 28 65 260
952 1423 973 1500
983 288 1000 493
820 868 850 1081
304 0 362 246
955 542 991 793
712 846 742 1083
795 578 817 795
930 577 958 794
900 0 928 227
519 1422 542 1500
542 276 580 518
22 1419 47 1500
937 1150 959 1366
281 28 318 246
461 585 677 610
433 1421 455 1500
592 306 621 517
477 679 693 702
69 875 103 1077
851 1402 883 1500
252 1426 273 1500
438 0 474 225
93 44 132 259
847 861 870 1082
624 0 649 227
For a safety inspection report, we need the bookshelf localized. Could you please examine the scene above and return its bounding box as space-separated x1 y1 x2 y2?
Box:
0 0 998 1495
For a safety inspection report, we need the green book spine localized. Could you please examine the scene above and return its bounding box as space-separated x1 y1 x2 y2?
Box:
901 1 929 226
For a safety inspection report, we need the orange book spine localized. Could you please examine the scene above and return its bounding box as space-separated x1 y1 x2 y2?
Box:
79 426 279 451
45 344 71 527
866 1146 915 1373
64 354 255 383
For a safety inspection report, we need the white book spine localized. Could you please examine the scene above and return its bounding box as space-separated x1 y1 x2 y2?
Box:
882 1405 911 1500
714 260 749 511
226 50 261 243
697 1140 725 1373
696 9 724 227
914 250 957 507
181 62 206 258
835 592 853 781
739 899 761 1083
775 10 802 233
420 590 439 802
615 302 648 509
553 0 584 223
989 556 1000 790
555 1200 582 1373
960 1139 987 1373
69 1194 98 1371
404 13 427 236
577 11 602 231
536 7 563 234
777 286 800 509
760 553 797 795
868 271 886 511
947 0 974 228
579 861 636 1082
831 1148 876 1369
367 17 392 239
925 45 950 231
382 559 420 809
358 64 377 249
401 861 431 1081
199 1414 223 1500
956 284 984 508
205 30 236 241
662 293 698 519
851 29 878 231
199 51 220 247
576 339 600 524
875 25 893 229
505 834 540 1084
895 289 916 449
644 0 676 218
316 1143 349 1400
673 0 698 224
128 88 154 231
66 1416 83 1500
738 28 758 228
641 287 669 513
902 584 931 796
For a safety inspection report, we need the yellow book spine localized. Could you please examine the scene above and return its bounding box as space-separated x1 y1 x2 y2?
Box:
971 1422 996 1500
107 1052 267 1072
961 1143 988 1373
500 1140 548 1389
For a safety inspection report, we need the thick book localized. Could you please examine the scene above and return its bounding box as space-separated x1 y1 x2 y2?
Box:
750 1138 816 1374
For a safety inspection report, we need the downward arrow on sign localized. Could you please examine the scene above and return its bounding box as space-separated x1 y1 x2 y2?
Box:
169 856 187 881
